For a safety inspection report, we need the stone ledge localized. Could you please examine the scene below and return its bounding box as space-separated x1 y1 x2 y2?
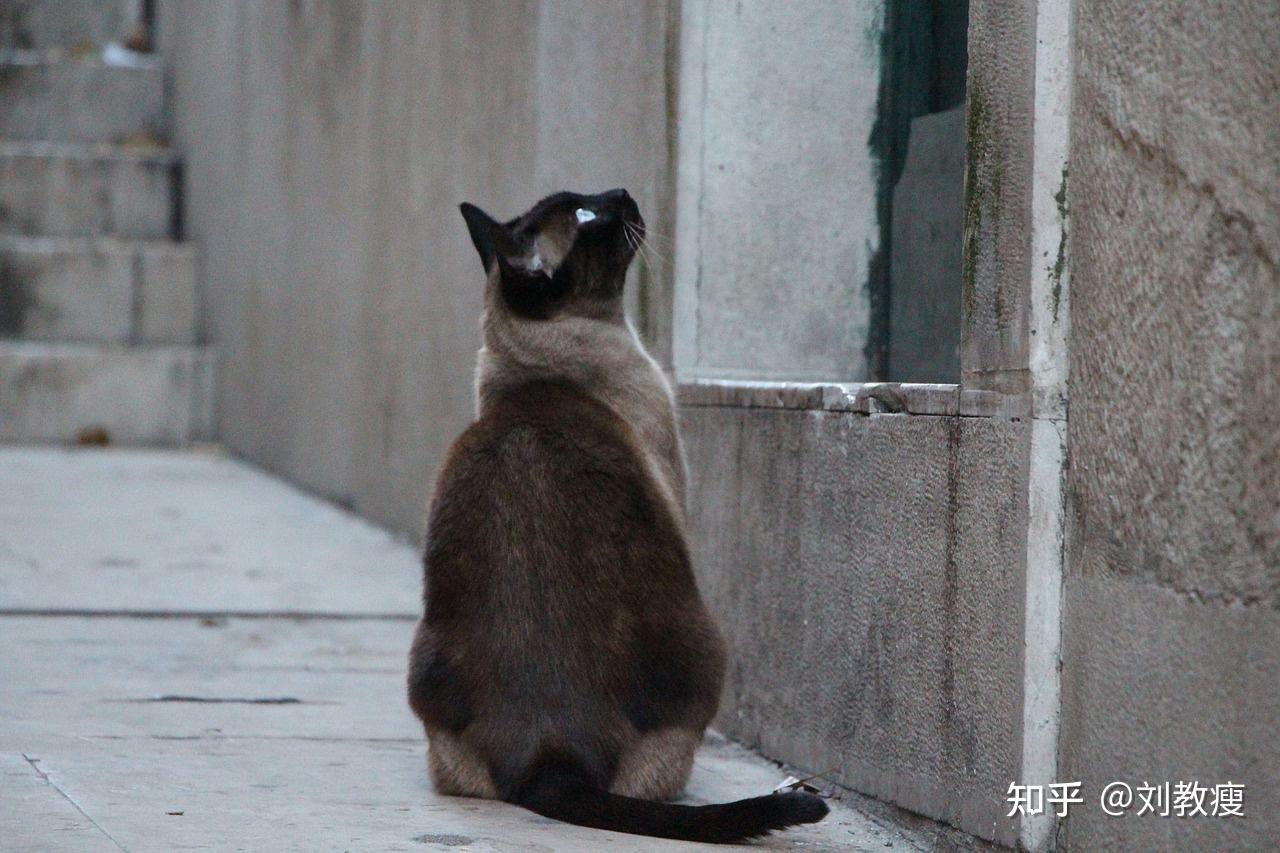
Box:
0 341 214 444
0 48 160 70
0 141 176 239
0 50 164 145
677 378 1030 418
0 235 198 344
0 138 175 163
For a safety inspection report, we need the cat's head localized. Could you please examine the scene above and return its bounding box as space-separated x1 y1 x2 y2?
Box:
459 188 644 323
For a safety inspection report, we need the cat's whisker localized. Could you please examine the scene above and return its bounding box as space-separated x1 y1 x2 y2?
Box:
636 244 668 275
628 223 661 255
641 238 670 263
625 223 644 254
625 223 664 272
634 225 674 245
632 226 670 270
630 233 647 262
639 228 673 243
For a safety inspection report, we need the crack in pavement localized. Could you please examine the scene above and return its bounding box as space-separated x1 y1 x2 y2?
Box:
0 609 417 621
82 734 421 744
119 695 311 705
22 753 129 852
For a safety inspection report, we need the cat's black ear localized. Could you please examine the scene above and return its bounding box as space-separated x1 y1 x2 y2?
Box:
459 202 513 273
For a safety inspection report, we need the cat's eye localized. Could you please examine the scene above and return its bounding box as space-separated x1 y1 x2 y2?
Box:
575 208 597 225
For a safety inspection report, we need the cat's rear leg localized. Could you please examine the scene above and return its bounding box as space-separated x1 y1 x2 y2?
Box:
609 727 701 801
427 730 499 799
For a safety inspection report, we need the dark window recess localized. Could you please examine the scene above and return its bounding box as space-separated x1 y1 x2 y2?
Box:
868 0 968 382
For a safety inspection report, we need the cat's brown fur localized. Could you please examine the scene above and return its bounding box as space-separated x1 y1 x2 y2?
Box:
406 189 827 843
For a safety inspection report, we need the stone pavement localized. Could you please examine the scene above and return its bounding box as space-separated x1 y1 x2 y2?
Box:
0 447 948 851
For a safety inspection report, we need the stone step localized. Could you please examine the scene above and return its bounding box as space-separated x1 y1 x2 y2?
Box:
0 140 175 238
0 341 213 446
1 0 142 50
0 48 163 143
0 236 197 344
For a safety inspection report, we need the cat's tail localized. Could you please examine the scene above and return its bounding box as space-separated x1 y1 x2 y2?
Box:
508 759 829 844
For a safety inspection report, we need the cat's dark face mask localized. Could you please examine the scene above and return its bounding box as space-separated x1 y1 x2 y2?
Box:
459 189 645 321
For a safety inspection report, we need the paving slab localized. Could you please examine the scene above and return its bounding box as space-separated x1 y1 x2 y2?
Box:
0 752 122 852
1 615 929 852
0 447 417 614
0 448 951 850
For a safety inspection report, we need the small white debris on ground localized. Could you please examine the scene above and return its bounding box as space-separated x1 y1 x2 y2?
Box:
100 42 152 68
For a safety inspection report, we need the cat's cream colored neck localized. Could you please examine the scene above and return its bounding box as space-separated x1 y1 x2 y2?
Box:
476 310 688 517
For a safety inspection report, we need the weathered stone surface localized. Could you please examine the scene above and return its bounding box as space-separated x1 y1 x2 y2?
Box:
672 0 879 382
0 236 132 341
960 0 1036 394
1060 2 1280 848
0 0 141 49
0 236 196 344
134 239 198 343
0 51 163 143
0 615 920 852
0 141 174 238
1067 0 1280 607
0 753 120 852
1058 576 1280 850
681 404 1029 846
0 342 211 444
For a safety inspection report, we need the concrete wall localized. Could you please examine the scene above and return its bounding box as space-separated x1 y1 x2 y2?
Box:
672 0 881 382
682 399 1027 845
157 0 678 534
960 0 1036 397
1059 0 1280 848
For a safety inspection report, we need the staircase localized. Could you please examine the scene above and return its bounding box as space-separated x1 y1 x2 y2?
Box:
0 0 212 446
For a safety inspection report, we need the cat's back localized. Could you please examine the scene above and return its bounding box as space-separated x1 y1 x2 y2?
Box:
424 379 689 606
416 379 717 747
433 378 653 521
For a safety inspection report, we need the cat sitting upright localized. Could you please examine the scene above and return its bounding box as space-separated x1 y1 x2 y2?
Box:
407 189 828 843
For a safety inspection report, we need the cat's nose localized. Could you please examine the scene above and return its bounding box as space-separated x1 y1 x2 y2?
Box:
601 188 640 221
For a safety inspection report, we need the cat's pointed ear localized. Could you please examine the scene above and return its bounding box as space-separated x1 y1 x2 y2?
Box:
459 202 513 274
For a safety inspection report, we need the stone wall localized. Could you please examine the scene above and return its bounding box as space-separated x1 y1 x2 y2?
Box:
671 0 881 381
681 398 1027 845
1059 1 1280 848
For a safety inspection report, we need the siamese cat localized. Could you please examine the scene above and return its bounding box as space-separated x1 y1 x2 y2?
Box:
407 189 828 843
